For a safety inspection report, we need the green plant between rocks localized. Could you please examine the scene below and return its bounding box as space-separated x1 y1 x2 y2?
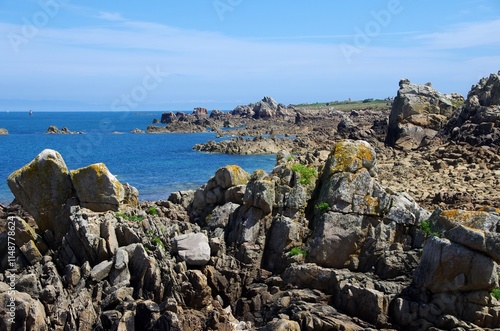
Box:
492 288 500 300
291 163 317 185
151 237 165 250
147 206 159 216
315 202 329 214
289 247 307 257
418 219 440 237
115 212 144 222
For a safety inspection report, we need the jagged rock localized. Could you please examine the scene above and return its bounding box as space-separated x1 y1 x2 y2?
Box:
173 232 211 266
71 163 138 212
206 203 239 230
386 79 464 149
63 264 81 287
13 216 37 247
444 71 500 146
7 149 74 244
109 247 131 286
263 216 307 273
160 111 177 124
0 289 48 330
91 259 113 281
0 128 8 135
19 240 43 265
261 319 301 331
243 174 275 214
308 140 429 271
414 236 498 293
193 107 208 115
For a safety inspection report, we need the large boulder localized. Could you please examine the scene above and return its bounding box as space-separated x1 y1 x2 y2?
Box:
71 163 138 212
0 286 48 330
385 79 464 149
0 128 8 135
444 71 500 146
414 236 498 293
308 140 429 270
173 232 211 266
7 149 74 242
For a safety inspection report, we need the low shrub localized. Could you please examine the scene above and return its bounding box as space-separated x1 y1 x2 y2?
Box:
291 163 317 185
315 202 329 214
289 247 307 257
418 220 440 237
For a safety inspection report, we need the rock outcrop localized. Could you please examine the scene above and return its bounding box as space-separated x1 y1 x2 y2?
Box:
0 128 8 135
1 138 500 328
231 96 292 119
444 71 500 146
7 149 75 244
71 163 138 212
6 149 138 245
45 126 82 134
385 79 464 150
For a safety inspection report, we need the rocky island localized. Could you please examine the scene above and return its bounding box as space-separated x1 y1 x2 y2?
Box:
0 72 499 330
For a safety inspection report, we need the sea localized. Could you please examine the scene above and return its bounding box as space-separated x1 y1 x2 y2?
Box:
0 111 276 205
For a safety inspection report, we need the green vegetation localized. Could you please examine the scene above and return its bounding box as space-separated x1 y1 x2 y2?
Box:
293 99 389 112
289 247 307 257
115 212 144 222
418 220 440 237
147 206 159 216
491 288 500 300
315 202 330 214
291 163 318 185
151 237 165 250
286 155 295 162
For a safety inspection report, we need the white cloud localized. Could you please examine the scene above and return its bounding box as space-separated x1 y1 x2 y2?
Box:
96 11 124 22
415 19 500 49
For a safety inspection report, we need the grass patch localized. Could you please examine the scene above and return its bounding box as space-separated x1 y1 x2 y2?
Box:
418 220 440 237
492 288 500 300
151 237 165 250
293 99 390 112
315 202 329 214
147 206 159 216
289 247 307 257
291 163 317 185
115 212 144 222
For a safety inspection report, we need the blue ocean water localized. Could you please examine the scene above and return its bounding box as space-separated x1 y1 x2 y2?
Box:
0 111 276 205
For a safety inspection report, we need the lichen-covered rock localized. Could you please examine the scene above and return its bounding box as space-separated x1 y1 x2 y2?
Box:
7 149 74 243
325 139 377 175
386 79 464 149
214 165 250 189
71 163 137 212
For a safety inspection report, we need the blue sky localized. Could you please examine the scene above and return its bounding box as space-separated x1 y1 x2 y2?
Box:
0 0 499 111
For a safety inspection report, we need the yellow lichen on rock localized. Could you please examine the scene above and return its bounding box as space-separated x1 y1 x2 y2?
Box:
328 140 376 175
440 209 494 231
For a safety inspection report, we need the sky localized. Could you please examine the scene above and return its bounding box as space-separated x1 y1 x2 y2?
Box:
0 0 499 111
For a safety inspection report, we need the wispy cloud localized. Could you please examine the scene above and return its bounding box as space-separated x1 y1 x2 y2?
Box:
415 19 500 49
96 11 124 22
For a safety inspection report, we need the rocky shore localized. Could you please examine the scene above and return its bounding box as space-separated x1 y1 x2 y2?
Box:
0 72 499 330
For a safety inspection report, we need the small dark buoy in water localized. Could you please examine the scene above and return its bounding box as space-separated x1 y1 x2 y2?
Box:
29 109 33 116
